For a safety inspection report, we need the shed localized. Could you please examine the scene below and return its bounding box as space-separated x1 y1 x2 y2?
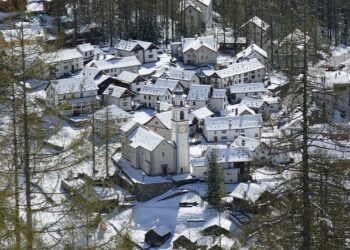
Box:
145 224 172 247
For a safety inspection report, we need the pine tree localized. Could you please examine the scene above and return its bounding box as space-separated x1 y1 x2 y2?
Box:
207 149 224 206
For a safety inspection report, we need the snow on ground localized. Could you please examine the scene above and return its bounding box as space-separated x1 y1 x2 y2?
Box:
331 45 350 57
98 188 241 249
47 122 83 149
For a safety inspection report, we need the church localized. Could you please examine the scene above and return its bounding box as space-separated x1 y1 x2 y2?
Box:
120 88 191 176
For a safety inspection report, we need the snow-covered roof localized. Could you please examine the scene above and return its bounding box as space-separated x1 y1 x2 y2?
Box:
229 82 266 94
232 136 261 152
154 111 172 129
262 95 280 104
211 89 226 99
149 224 172 237
191 107 214 120
48 48 84 63
241 98 265 109
208 58 266 79
94 105 133 121
26 2 44 12
182 35 217 53
204 114 262 131
116 40 157 52
1 25 45 43
140 85 170 96
154 78 181 92
187 84 211 101
115 40 141 52
225 103 256 116
194 0 211 7
324 71 350 88
50 76 98 95
103 85 129 98
240 16 270 31
92 56 141 71
128 126 166 151
279 29 310 50
161 68 197 82
116 71 141 84
77 43 94 53
229 182 266 203
236 42 268 59
79 67 101 79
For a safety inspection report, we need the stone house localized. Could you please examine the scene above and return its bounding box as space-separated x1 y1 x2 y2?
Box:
160 68 200 90
89 56 141 77
229 82 267 103
115 71 148 96
103 85 135 111
115 40 158 64
139 85 173 108
236 42 268 65
77 43 94 62
239 16 270 48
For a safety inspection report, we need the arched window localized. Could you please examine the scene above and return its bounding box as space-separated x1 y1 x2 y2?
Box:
180 111 185 120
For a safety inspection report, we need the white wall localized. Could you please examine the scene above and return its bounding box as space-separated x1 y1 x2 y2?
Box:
204 126 261 142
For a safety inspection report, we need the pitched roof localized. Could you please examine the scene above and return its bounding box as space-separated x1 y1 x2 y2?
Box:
154 78 181 92
236 42 268 59
48 48 84 63
50 76 98 95
240 98 265 109
128 126 165 151
182 36 217 53
204 114 262 131
161 68 197 82
240 16 270 31
103 85 130 98
94 105 133 120
225 103 256 116
191 107 214 120
140 85 170 96
115 40 142 52
77 43 94 53
116 71 142 83
154 111 172 129
229 182 266 203
231 136 261 151
187 84 211 101
211 89 226 99
92 56 141 71
149 224 172 237
229 82 266 94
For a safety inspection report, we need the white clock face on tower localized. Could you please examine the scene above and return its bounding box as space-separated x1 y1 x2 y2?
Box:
179 125 187 133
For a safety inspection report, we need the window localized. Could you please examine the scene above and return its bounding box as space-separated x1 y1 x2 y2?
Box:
255 133 259 138
148 96 151 100
123 118 128 122
162 152 165 157
180 111 185 120
241 129 244 132
148 54 153 59
80 92 83 98
193 101 196 105
221 136 227 140
144 96 147 100
64 66 68 70
137 88 141 91
157 97 159 101
155 121 159 125
222 130 227 134
123 102 128 106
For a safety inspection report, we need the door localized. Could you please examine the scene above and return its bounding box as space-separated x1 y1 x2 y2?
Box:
214 136 218 142
162 165 167 175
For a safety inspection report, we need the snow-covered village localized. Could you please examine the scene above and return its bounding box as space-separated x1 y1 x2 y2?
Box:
0 0 349 249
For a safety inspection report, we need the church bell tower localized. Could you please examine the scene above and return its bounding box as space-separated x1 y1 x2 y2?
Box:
171 87 190 174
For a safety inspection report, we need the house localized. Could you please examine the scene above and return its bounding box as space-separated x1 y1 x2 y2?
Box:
77 43 94 62
121 90 191 175
46 49 84 79
160 68 200 89
94 105 133 135
139 85 173 108
103 85 135 111
277 29 310 70
115 71 147 95
209 89 227 113
172 235 196 250
191 107 214 129
191 146 253 183
45 76 100 116
236 42 268 65
203 114 263 142
90 56 141 77
0 25 46 47
121 124 177 175
154 78 184 93
146 111 195 140
229 82 267 103
173 36 218 65
187 84 211 109
204 58 267 89
239 16 270 48
79 67 119 95
145 224 172 247
227 182 267 212
183 0 213 35
115 39 158 64
225 103 256 117
217 28 246 51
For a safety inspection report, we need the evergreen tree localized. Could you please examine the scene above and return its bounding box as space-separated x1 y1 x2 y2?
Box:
207 149 224 206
